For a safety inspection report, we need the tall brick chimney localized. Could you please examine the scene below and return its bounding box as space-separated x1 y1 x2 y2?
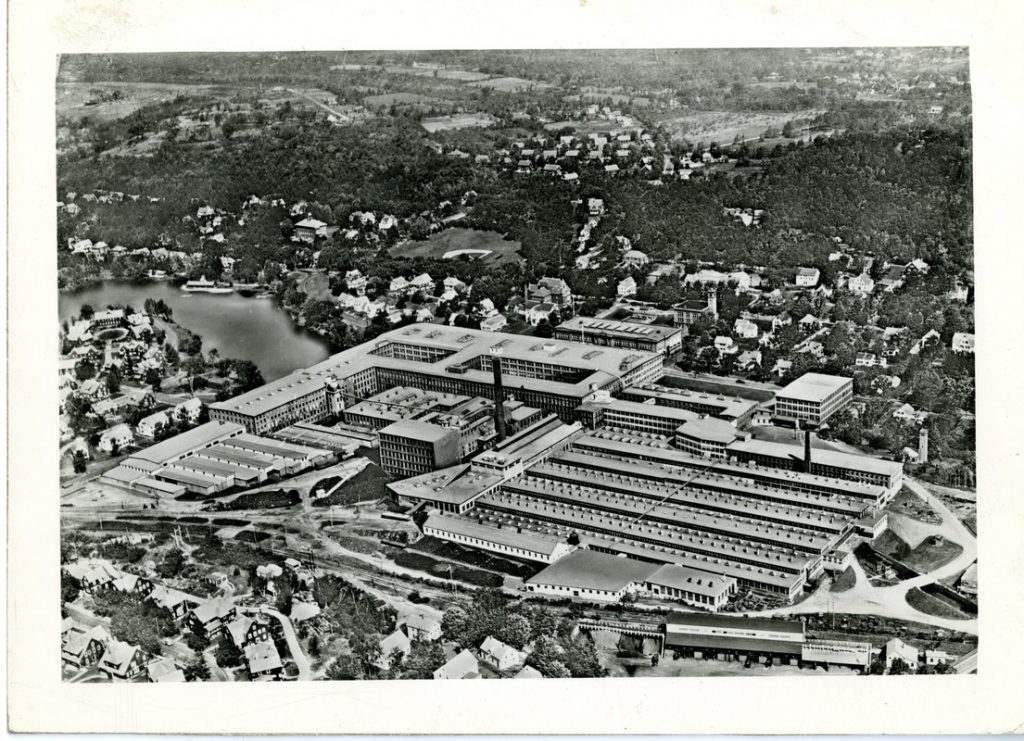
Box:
804 427 812 473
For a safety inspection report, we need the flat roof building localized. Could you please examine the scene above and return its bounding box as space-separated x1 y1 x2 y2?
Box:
774 373 853 426
211 324 662 433
379 419 463 479
727 437 903 496
554 316 684 355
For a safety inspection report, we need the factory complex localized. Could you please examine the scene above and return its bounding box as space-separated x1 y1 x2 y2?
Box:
108 323 902 609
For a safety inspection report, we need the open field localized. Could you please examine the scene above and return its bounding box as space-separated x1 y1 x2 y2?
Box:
391 228 522 264
830 566 857 593
421 113 498 132
468 76 556 92
363 92 453 108
56 82 221 123
906 588 974 621
655 108 825 145
901 535 964 574
888 486 942 524
543 118 623 135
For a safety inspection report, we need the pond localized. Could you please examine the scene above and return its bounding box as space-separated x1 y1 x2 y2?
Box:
59 281 332 381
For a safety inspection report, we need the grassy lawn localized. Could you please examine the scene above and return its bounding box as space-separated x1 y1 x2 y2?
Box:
659 374 775 402
390 228 522 265
408 536 541 580
906 588 974 620
872 529 911 560
829 566 857 593
223 490 301 510
888 486 942 524
902 536 964 573
312 463 388 507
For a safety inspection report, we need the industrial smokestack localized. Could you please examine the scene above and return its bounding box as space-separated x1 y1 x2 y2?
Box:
803 427 812 473
491 350 507 442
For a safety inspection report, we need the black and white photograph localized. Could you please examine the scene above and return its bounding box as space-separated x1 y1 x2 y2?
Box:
7 0 1024 735
53 45 978 684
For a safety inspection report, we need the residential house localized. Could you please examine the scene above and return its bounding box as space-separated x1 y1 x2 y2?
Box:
111 571 154 597
433 649 481 680
62 623 109 668
98 639 148 680
174 398 204 425
855 352 886 368
947 280 970 303
226 614 274 650
622 250 650 269
885 638 920 672
97 424 134 453
848 273 875 294
389 276 410 293
79 379 110 402
147 657 186 683
617 276 638 298
925 650 953 667
346 270 368 296
737 349 762 370
798 314 820 331
526 277 572 308
63 560 119 593
951 332 975 354
480 314 508 332
292 217 328 244
147 586 199 620
771 312 793 331
410 273 436 294
401 614 442 642
187 597 237 639
525 303 556 327
733 318 759 339
479 636 527 671
514 665 543 679
714 336 738 355
245 640 284 680
375 629 413 670
909 329 941 356
137 410 171 438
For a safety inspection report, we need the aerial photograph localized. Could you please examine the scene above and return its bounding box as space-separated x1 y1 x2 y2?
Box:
56 48 976 683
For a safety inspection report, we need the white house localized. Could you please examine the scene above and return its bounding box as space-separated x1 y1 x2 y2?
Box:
714 336 737 355
433 649 481 680
617 276 637 298
174 398 203 424
479 636 527 671
733 318 759 339
885 638 920 672
795 267 820 287
526 303 556 326
480 314 508 332
848 273 875 294
137 410 171 438
375 629 413 670
98 424 134 453
389 276 410 293
401 614 442 642
951 332 975 354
